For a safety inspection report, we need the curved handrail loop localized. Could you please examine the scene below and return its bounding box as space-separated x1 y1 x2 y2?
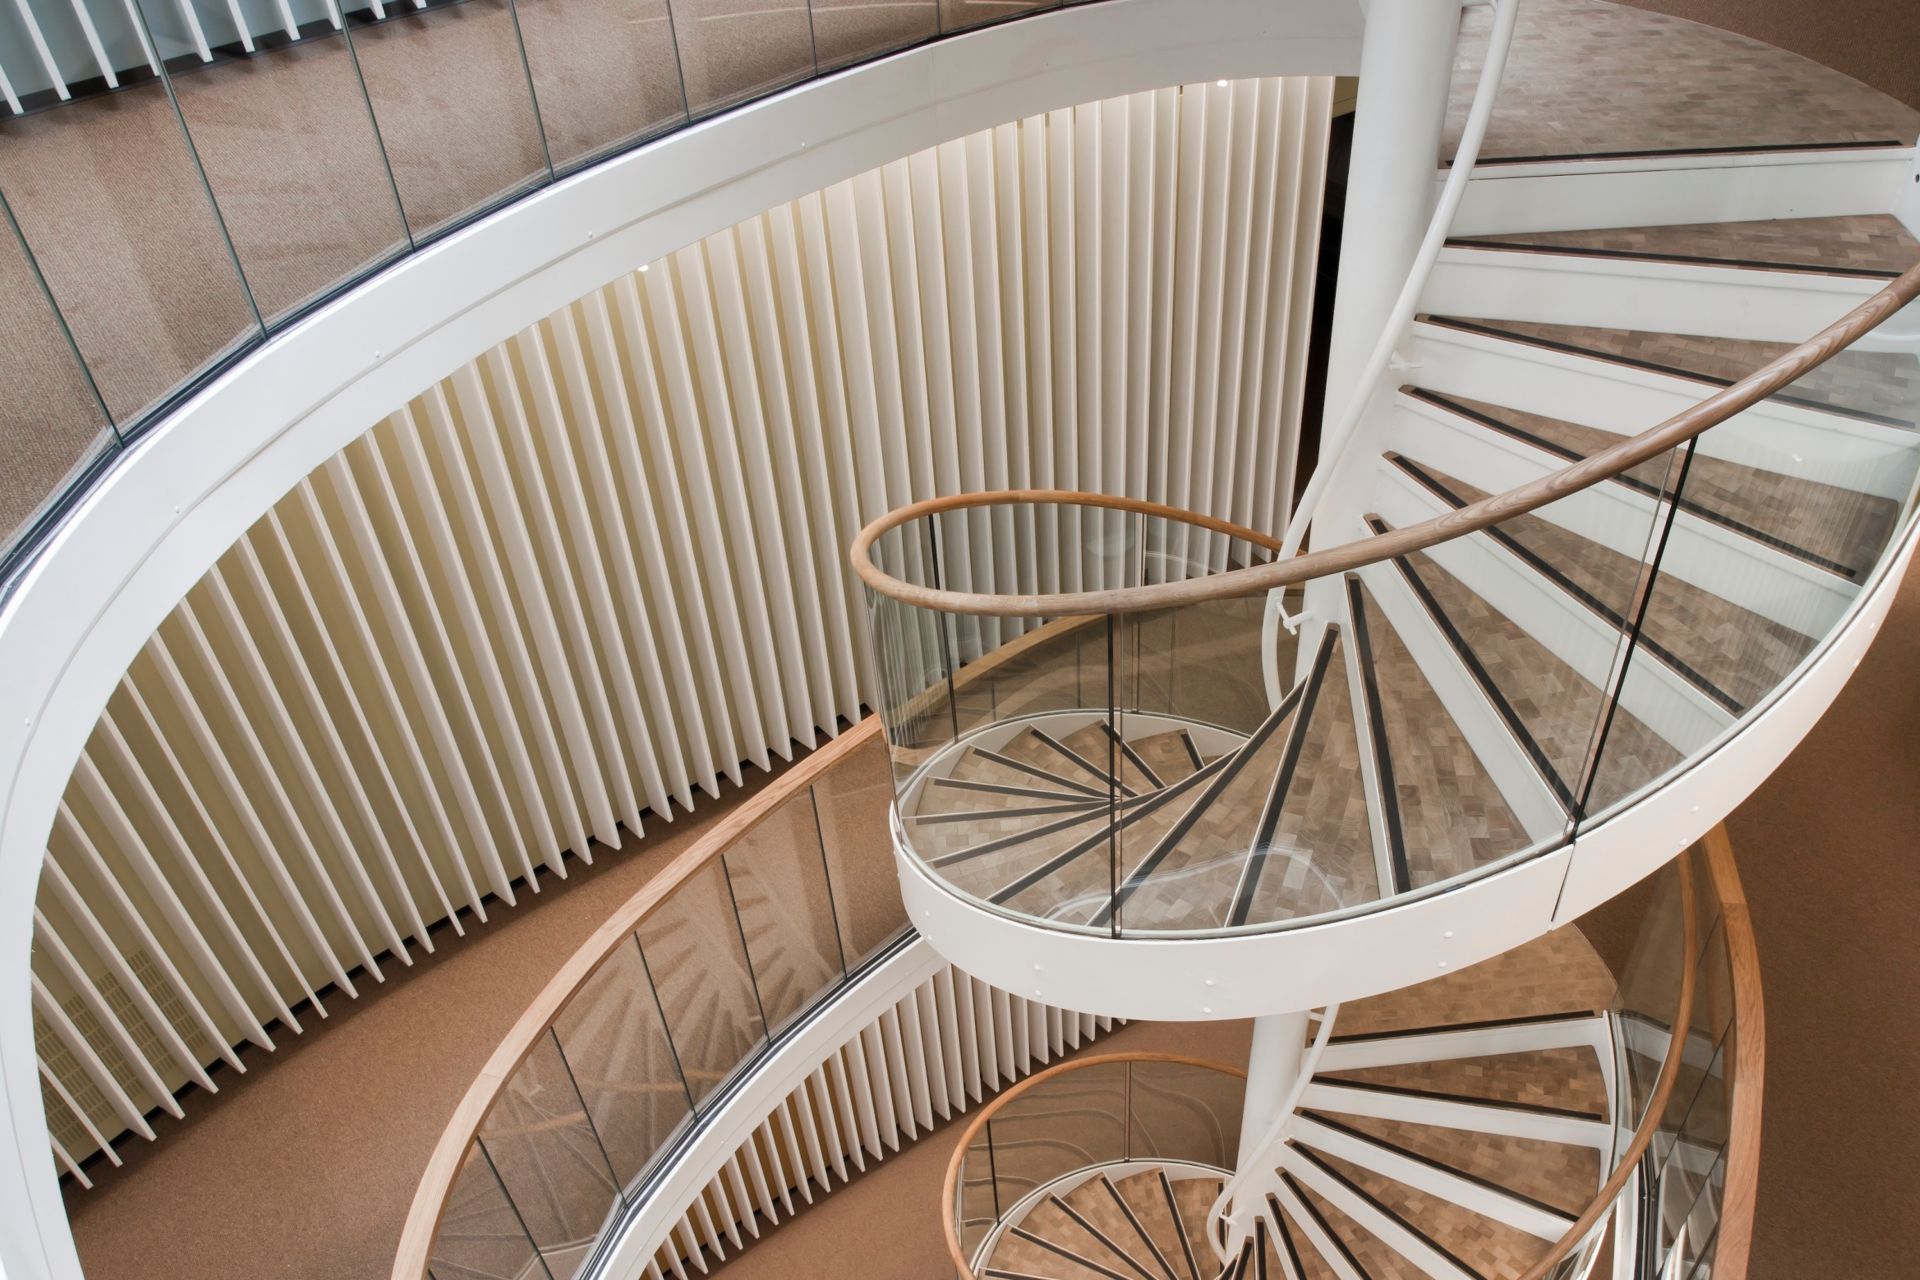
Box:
851 262 1920 618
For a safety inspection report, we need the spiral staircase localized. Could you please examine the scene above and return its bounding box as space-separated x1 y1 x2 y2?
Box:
0 2 1902 1280
854 5 1918 1280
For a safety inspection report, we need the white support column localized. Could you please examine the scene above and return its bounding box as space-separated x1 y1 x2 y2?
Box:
1297 0 1464 681
1236 1010 1312 1166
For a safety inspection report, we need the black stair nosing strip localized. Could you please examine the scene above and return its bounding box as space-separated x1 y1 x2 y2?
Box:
1309 1074 1608 1123
1385 453 1747 716
913 799 1108 825
1179 731 1207 773
934 774 1112 803
1098 679 1310 922
1295 1110 1581 1223
989 755 1234 904
1287 1143 1489 1280
1009 1223 1136 1280
1401 387 1867 579
1034 726 1141 798
1052 1192 1167 1280
1364 513 1577 812
1441 236 1905 281
1103 721 1169 790
976 744 1111 798
1345 579 1413 897
1253 1219 1270 1280
1415 315 1913 432
1326 1008 1604 1044
984 1271 1058 1280
1159 1169 1206 1280
1226 628 1341 928
930 802 1117 868
1277 1173 1373 1280
1098 1174 1182 1280
1443 138 1910 168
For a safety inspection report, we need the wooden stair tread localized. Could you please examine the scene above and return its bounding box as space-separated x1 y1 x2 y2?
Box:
1462 212 1919 277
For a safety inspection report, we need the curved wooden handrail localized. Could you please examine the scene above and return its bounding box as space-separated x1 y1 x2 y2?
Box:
852 262 1920 618
1701 825 1765 1280
391 717 885 1280
939 1052 1249 1279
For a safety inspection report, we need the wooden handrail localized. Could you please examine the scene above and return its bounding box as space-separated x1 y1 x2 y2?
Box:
1700 825 1765 1280
851 262 1920 618
391 717 885 1280
938 1052 1249 1279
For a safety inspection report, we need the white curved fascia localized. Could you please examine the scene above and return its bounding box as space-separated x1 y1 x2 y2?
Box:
899 512 1920 1021
897 833 1576 1022
0 4 1365 1277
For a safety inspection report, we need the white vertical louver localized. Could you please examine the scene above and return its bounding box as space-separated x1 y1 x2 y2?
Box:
32 76 1334 1171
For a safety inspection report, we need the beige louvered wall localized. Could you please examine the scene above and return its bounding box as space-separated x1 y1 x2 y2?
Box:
32 74 1335 1175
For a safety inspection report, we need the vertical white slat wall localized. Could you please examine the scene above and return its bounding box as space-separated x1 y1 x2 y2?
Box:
640 964 1117 1280
31 77 1334 1172
0 0 338 108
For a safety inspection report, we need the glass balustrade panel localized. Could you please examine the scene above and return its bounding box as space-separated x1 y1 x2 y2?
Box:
956 1122 998 1263
512 0 688 172
722 790 846 1034
550 935 695 1189
938 0 1057 34
0 203 114 557
1126 1060 1242 1170
810 0 935 70
986 1062 1127 1209
667 0 815 117
128 7 412 325
0 78 261 426
430 1141 556 1280
634 857 767 1105
478 1030 625 1276
810 740 909 967
343 0 551 241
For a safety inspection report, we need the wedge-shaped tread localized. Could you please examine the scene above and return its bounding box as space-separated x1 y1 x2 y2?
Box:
1458 212 1919 277
1394 457 1815 713
1237 627 1382 928
1407 387 1902 580
1375 531 1679 814
1307 1111 1602 1219
1113 1170 1204 1280
1305 1145 1551 1279
1318 1046 1610 1121
1287 1172 1414 1280
1112 691 1309 933
1427 316 1920 429
1351 580 1530 889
